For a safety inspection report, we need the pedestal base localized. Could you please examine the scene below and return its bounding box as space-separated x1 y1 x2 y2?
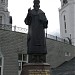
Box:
21 63 51 75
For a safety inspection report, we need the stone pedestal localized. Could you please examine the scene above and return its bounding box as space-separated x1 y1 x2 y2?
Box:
21 63 51 75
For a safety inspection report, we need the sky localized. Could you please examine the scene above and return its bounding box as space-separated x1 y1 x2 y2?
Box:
8 0 61 36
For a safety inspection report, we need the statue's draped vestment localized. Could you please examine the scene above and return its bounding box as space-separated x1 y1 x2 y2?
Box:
25 9 48 54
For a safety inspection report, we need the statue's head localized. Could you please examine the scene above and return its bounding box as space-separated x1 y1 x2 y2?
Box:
33 0 40 11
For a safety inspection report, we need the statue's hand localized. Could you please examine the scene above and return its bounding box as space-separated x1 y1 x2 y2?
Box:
28 8 31 14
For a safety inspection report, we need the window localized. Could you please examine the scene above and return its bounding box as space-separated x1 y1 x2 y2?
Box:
0 58 2 66
65 30 67 33
0 57 3 75
64 15 66 21
65 52 71 56
18 54 22 60
1 0 3 1
64 22 66 29
18 54 28 70
1 0 5 3
63 15 67 33
0 58 2 75
0 16 2 24
63 0 68 6
70 34 71 39
64 22 67 33
0 67 1 75
18 54 28 75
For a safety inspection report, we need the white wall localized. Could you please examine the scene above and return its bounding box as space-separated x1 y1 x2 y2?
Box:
59 0 75 46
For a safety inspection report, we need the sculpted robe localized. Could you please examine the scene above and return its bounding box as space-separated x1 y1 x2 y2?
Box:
25 9 48 54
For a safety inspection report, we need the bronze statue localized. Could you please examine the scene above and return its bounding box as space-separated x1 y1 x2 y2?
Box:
24 0 48 63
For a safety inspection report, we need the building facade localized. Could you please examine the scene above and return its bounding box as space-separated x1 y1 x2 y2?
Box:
59 0 75 46
0 29 75 75
0 0 12 30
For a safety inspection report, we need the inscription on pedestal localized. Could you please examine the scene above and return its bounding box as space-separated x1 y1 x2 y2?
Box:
29 69 50 75
20 63 51 75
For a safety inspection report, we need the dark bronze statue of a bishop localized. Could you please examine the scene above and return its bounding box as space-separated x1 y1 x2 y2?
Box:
25 0 48 63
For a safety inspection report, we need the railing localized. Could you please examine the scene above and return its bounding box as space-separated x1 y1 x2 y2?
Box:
12 25 28 33
0 24 12 30
12 25 70 44
0 24 69 44
47 34 69 44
